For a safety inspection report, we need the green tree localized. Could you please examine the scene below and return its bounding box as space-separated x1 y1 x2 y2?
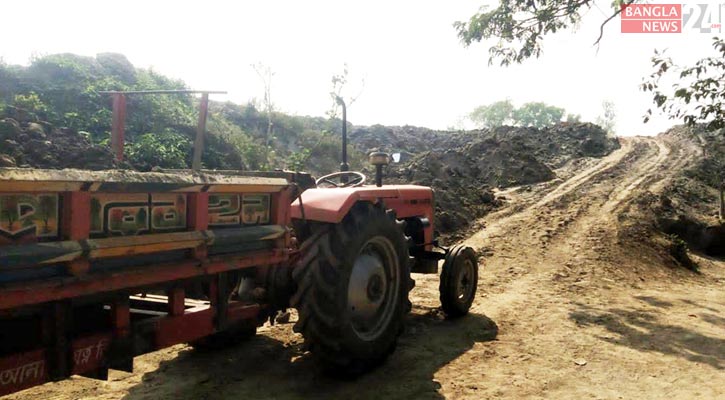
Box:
454 0 636 66
596 100 617 133
469 99 515 128
566 113 582 123
642 37 725 132
287 148 311 171
126 130 193 170
13 92 48 117
470 100 566 128
454 2 722 133
513 102 564 128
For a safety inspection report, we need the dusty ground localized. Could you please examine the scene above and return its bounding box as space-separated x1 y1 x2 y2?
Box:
10 136 724 400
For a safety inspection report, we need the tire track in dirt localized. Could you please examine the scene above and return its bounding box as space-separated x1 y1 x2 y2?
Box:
440 135 723 399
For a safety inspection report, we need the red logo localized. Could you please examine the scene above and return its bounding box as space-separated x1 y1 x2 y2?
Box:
621 4 682 33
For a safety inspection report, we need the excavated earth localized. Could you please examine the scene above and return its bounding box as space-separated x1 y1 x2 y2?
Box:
0 114 120 170
10 132 724 400
354 123 620 238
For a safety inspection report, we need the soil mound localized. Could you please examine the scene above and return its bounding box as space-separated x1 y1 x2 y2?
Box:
352 123 620 235
0 110 120 170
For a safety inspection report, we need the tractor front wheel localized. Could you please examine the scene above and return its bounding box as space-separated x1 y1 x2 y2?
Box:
291 202 412 375
439 245 478 318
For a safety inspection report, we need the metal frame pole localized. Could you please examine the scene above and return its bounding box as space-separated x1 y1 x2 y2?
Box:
192 93 209 171
111 94 126 162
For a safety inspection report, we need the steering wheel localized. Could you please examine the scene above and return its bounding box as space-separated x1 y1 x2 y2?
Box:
315 171 367 188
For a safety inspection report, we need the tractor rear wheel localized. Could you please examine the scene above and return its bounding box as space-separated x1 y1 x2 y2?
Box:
291 202 412 375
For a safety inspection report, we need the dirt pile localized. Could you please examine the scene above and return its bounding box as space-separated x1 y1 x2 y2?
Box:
653 125 724 258
351 122 618 165
0 110 120 170
352 123 620 236
387 138 555 235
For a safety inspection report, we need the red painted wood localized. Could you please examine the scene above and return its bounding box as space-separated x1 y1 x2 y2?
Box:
61 192 91 240
111 299 130 338
0 301 261 396
61 192 91 275
154 307 214 348
187 193 209 230
0 251 286 310
0 349 47 396
226 302 261 322
187 192 209 260
168 287 185 316
70 333 112 376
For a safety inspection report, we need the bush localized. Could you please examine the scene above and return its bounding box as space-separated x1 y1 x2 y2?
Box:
667 234 699 272
126 130 192 171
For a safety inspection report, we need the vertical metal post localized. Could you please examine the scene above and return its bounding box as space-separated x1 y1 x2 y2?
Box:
111 94 126 162
335 96 349 184
192 93 209 171
340 100 348 173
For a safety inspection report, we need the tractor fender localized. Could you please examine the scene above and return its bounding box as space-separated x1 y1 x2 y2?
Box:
290 185 433 224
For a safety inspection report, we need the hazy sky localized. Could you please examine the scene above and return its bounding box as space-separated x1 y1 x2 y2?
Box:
0 0 717 135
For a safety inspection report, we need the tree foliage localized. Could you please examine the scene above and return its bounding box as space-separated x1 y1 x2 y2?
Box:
596 100 617 133
642 37 725 132
566 113 582 123
126 130 192 170
454 2 724 132
469 99 515 128
513 102 565 128
454 0 635 66
469 100 566 128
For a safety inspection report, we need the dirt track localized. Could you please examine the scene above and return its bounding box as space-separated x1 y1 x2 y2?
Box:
11 137 724 400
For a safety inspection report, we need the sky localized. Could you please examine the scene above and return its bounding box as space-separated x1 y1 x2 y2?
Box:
0 0 719 136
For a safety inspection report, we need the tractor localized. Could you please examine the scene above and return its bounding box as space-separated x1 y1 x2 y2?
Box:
285 97 479 373
0 91 478 396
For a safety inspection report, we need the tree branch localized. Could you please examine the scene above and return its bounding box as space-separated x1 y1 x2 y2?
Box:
594 0 637 47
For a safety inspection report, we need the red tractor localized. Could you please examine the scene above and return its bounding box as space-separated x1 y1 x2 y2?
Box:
0 91 478 395
286 96 479 372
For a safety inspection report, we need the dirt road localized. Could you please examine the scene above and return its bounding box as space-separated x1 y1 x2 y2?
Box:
11 137 724 400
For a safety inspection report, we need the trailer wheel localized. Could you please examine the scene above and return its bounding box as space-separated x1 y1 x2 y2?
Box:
439 245 478 318
291 202 412 375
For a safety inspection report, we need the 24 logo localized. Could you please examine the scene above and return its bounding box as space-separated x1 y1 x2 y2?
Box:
683 3 724 32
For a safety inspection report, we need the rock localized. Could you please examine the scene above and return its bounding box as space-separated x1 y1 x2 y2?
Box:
0 154 16 167
574 359 587 366
26 122 46 139
0 119 20 139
